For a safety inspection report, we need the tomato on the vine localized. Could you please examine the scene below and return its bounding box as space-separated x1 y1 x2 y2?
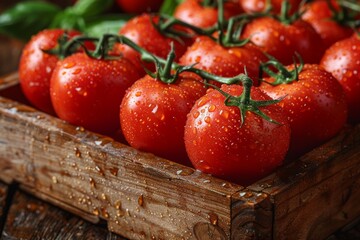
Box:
174 0 242 29
179 36 267 86
301 0 354 50
120 73 206 165
320 33 360 123
116 14 191 75
239 0 301 14
50 52 141 135
260 64 348 158
184 84 291 185
19 29 83 115
242 17 324 65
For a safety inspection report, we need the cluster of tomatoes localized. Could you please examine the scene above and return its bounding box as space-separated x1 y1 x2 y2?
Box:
18 0 360 186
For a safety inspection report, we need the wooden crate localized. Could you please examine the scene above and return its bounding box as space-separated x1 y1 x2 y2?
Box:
0 72 360 240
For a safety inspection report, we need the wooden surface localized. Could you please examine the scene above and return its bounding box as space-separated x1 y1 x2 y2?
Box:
0 181 359 239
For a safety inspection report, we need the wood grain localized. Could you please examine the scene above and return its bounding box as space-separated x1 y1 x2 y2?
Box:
248 125 360 239
2 190 126 240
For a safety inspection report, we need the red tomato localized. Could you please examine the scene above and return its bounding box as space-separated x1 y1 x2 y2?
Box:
184 85 291 185
301 0 353 50
19 29 82 115
116 0 163 14
174 0 242 29
120 73 206 165
260 64 348 158
179 36 267 86
320 34 360 123
239 0 301 14
50 53 141 135
242 17 324 65
116 14 191 75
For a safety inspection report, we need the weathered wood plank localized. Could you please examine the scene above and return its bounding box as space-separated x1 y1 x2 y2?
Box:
248 125 360 239
231 190 272 240
0 86 246 239
2 190 126 240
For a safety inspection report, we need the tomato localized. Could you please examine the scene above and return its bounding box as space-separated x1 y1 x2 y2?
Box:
239 0 301 14
184 84 291 185
115 0 163 14
260 64 348 158
50 52 141 135
179 36 267 86
120 73 206 165
320 34 360 123
116 14 191 75
19 29 82 115
174 0 242 29
242 17 324 65
301 0 353 50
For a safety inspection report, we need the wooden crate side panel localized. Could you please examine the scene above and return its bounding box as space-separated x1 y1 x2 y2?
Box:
0 96 246 240
273 149 360 239
231 190 273 240
245 124 360 239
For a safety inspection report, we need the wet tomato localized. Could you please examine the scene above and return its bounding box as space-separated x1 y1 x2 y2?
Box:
116 14 191 75
120 73 206 165
239 0 301 14
260 64 348 158
242 17 324 65
320 34 360 123
184 85 291 185
174 0 242 29
19 29 82 115
179 36 267 86
301 0 353 50
50 53 141 135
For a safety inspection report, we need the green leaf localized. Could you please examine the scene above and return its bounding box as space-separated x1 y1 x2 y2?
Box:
0 2 61 41
71 0 114 18
159 0 184 15
84 14 132 37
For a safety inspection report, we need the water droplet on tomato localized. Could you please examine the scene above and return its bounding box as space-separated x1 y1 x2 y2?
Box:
204 116 211 124
193 111 200 119
72 68 82 75
197 97 208 107
220 110 229 119
135 91 142 97
64 62 76 69
208 105 216 112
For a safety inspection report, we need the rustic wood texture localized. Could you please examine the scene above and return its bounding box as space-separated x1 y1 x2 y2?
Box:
0 182 10 232
1 183 126 239
249 125 360 239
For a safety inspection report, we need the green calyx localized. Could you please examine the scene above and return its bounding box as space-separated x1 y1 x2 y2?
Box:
205 75 284 126
260 53 304 86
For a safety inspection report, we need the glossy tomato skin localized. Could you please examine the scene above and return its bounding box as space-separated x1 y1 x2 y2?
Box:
19 29 82 115
116 0 163 14
242 17 324 65
320 34 360 123
301 0 353 50
260 64 348 158
184 85 291 186
120 73 206 165
174 0 242 29
239 0 301 14
179 36 267 86
116 14 191 75
50 53 141 135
